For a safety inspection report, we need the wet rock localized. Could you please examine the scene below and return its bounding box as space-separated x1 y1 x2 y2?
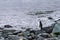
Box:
8 35 19 40
35 30 45 35
3 28 16 35
19 36 28 40
37 36 44 40
47 37 58 40
13 30 22 35
4 25 13 28
58 35 60 39
0 37 4 40
3 28 16 32
38 33 51 38
21 27 26 29
25 28 32 31
28 10 54 15
42 25 54 34
35 11 44 15
52 20 60 37
48 17 53 20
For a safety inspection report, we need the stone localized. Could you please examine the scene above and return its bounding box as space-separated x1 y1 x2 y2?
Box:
4 25 13 28
52 20 60 36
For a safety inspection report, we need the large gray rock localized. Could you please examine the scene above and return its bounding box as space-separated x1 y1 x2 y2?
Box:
52 20 60 33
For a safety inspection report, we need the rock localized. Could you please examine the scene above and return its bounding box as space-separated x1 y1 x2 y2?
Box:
52 20 60 36
37 36 44 40
26 28 32 31
0 37 4 40
48 17 53 20
47 37 58 40
38 33 51 38
8 35 19 40
19 36 28 40
13 30 22 35
21 27 26 29
3 28 16 35
3 28 16 32
4 25 13 28
42 26 54 34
